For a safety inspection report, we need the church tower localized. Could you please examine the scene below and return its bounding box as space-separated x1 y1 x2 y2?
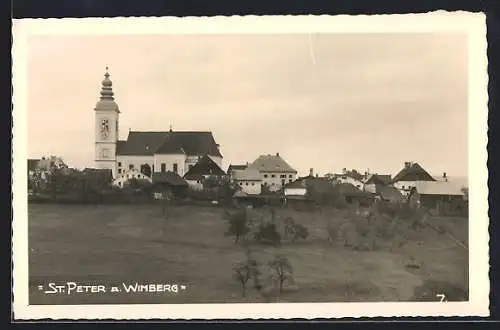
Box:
94 66 120 177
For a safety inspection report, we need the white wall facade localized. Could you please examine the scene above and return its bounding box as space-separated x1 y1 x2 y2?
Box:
337 176 364 189
116 155 154 177
186 179 204 191
284 187 307 196
393 180 420 196
261 172 296 190
95 111 119 178
236 180 261 195
363 183 377 193
113 168 152 188
153 153 187 177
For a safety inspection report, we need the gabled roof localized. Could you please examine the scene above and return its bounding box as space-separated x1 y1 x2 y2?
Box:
27 159 40 172
248 154 296 173
392 162 436 182
232 168 261 181
365 174 392 185
152 171 188 187
116 131 223 157
183 155 226 180
335 183 367 196
375 185 405 202
228 164 248 172
285 179 306 189
333 170 365 182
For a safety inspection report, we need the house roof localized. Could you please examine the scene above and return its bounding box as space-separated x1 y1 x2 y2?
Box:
183 154 226 180
365 174 392 185
27 159 40 172
333 170 365 182
152 171 188 187
285 179 306 189
228 164 248 172
335 183 367 196
116 131 223 157
232 168 261 181
248 154 297 173
413 181 464 196
375 185 405 202
392 162 436 182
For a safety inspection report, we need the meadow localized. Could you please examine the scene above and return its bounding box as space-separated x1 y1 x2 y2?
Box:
28 203 468 304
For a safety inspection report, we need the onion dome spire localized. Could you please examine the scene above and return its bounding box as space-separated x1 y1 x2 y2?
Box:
100 66 114 101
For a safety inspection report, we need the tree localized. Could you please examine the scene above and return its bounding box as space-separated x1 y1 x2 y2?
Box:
140 164 152 178
268 255 294 299
224 209 250 243
232 262 252 298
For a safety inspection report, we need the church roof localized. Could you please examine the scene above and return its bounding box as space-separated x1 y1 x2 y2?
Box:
116 131 223 157
248 153 297 173
183 155 226 180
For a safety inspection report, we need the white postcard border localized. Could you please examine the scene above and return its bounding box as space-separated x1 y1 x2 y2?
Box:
12 12 489 319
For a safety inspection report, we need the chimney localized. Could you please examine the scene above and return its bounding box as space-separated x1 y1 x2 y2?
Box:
443 172 448 182
276 152 280 157
404 162 412 169
342 168 347 174
309 168 314 177
315 173 319 178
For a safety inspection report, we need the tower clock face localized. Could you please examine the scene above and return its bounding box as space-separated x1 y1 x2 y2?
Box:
100 118 110 139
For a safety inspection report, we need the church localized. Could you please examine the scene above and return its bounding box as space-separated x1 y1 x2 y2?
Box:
93 67 223 180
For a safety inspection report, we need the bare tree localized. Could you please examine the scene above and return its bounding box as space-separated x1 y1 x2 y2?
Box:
268 255 294 299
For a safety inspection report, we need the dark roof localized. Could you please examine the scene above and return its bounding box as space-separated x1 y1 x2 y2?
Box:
248 154 297 173
116 131 223 157
305 176 333 194
228 164 248 172
375 185 405 202
392 162 436 182
183 155 226 180
335 183 367 196
333 170 365 182
152 171 188 187
365 174 392 185
27 159 40 171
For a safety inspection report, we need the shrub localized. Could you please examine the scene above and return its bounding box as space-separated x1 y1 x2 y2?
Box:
268 255 294 298
254 223 281 246
224 209 251 243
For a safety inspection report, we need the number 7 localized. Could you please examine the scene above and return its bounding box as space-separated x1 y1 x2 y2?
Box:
436 293 446 302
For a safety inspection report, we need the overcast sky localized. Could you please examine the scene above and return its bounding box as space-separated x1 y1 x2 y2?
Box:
27 33 468 177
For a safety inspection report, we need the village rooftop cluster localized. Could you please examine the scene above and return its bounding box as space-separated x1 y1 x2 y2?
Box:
27 68 468 212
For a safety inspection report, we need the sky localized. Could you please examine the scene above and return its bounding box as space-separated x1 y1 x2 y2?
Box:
27 33 468 178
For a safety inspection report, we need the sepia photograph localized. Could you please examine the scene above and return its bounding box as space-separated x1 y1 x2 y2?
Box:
12 13 489 319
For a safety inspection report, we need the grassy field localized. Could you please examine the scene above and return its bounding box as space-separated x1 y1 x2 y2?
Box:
28 203 468 304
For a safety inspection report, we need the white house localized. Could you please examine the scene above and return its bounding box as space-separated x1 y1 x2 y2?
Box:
113 168 152 188
232 168 262 195
247 153 298 192
363 174 392 193
92 67 223 179
332 168 366 190
392 162 436 197
284 179 307 197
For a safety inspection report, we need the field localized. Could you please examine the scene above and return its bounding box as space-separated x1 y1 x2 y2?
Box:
28 203 469 304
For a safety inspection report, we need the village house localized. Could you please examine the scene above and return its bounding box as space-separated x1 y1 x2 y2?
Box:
408 181 467 213
247 153 298 192
392 161 437 196
231 167 262 195
284 169 334 202
93 67 223 179
151 171 189 199
332 168 366 189
113 168 152 188
227 163 249 181
363 173 393 193
183 154 227 191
